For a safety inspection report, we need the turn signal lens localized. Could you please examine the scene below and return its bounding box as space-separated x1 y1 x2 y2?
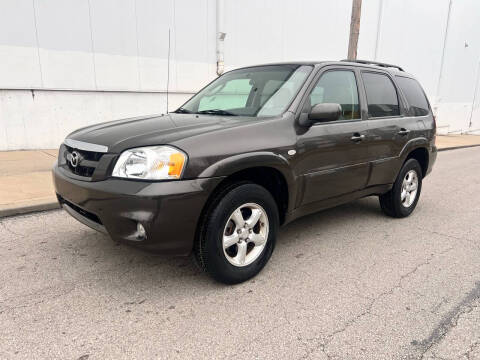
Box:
168 153 186 178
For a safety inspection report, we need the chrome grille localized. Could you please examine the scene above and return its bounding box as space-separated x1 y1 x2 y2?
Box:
64 145 103 178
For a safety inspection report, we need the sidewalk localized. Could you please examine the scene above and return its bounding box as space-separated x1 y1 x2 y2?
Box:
0 150 58 217
1 135 479 218
434 134 480 151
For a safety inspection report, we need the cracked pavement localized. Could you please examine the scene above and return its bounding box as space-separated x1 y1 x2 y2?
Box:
1 147 480 359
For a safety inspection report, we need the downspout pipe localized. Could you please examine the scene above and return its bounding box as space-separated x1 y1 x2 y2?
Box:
433 0 452 131
435 0 453 103
373 0 383 61
216 0 226 76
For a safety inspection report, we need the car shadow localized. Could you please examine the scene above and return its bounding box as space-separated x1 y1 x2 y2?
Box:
276 196 383 247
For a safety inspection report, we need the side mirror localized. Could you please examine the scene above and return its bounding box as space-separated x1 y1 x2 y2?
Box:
297 103 343 128
308 103 342 123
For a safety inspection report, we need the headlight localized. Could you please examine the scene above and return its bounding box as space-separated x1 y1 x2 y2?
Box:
112 146 187 180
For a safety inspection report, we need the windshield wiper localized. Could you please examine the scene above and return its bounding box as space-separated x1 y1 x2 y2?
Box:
196 109 238 116
173 107 193 114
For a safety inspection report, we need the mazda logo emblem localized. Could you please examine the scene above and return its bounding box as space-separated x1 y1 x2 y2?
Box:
70 151 80 168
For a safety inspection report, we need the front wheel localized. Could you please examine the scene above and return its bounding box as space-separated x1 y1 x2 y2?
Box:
379 158 422 218
194 183 279 284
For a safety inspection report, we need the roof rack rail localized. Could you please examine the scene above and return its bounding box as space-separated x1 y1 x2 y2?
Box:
341 59 404 72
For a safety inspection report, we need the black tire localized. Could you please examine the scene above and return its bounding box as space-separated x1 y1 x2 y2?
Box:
379 158 423 218
194 182 279 284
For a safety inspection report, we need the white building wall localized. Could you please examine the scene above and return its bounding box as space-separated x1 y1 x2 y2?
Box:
358 0 480 134
434 0 480 134
0 0 217 92
0 0 217 150
222 0 353 68
0 0 479 150
0 89 190 151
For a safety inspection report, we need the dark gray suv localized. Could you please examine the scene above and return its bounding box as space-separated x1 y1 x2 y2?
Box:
53 60 437 284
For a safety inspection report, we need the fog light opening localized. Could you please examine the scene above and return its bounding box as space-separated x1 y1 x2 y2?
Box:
136 223 147 240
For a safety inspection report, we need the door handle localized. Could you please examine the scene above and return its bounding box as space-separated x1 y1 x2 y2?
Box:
350 133 365 142
398 128 410 136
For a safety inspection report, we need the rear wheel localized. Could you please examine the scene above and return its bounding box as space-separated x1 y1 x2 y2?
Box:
379 158 422 218
194 182 279 284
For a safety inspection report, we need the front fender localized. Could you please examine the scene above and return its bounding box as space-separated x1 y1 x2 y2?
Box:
198 151 297 212
199 151 295 182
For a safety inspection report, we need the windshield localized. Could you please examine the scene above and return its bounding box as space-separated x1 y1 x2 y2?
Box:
176 65 312 117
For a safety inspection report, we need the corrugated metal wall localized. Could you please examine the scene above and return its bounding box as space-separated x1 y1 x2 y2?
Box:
0 0 479 150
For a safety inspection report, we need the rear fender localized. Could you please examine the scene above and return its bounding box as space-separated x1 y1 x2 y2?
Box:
395 137 430 176
399 137 429 159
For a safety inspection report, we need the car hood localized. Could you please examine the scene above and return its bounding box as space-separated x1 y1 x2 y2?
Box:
66 113 255 153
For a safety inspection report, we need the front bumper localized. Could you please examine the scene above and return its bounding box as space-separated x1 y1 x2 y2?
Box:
53 163 225 255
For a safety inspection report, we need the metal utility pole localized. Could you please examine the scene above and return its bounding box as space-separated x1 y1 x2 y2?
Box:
347 0 362 60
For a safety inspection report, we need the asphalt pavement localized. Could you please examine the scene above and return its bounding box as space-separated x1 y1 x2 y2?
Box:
1 147 479 359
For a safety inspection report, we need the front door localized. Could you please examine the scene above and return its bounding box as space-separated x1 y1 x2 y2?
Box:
295 67 370 206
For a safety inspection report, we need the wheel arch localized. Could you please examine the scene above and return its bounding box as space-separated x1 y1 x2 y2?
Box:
197 152 296 226
405 147 429 178
398 138 430 177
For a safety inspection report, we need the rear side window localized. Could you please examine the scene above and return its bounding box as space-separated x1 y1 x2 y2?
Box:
396 76 430 116
362 72 400 118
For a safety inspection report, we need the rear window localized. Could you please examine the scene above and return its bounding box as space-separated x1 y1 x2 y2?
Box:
396 76 430 116
362 72 400 118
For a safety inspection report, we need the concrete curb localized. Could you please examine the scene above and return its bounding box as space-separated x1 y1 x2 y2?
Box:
437 144 480 152
0 201 60 218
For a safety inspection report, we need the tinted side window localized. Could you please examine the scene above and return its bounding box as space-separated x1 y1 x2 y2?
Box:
396 76 430 116
362 72 400 118
308 70 360 120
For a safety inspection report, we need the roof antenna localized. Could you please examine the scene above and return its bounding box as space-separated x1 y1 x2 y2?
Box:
166 28 171 114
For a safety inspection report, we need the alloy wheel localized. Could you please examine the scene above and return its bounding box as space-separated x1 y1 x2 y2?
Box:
401 170 418 207
222 203 269 267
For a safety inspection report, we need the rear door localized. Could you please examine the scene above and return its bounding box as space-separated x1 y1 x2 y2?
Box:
361 71 416 186
295 66 370 206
